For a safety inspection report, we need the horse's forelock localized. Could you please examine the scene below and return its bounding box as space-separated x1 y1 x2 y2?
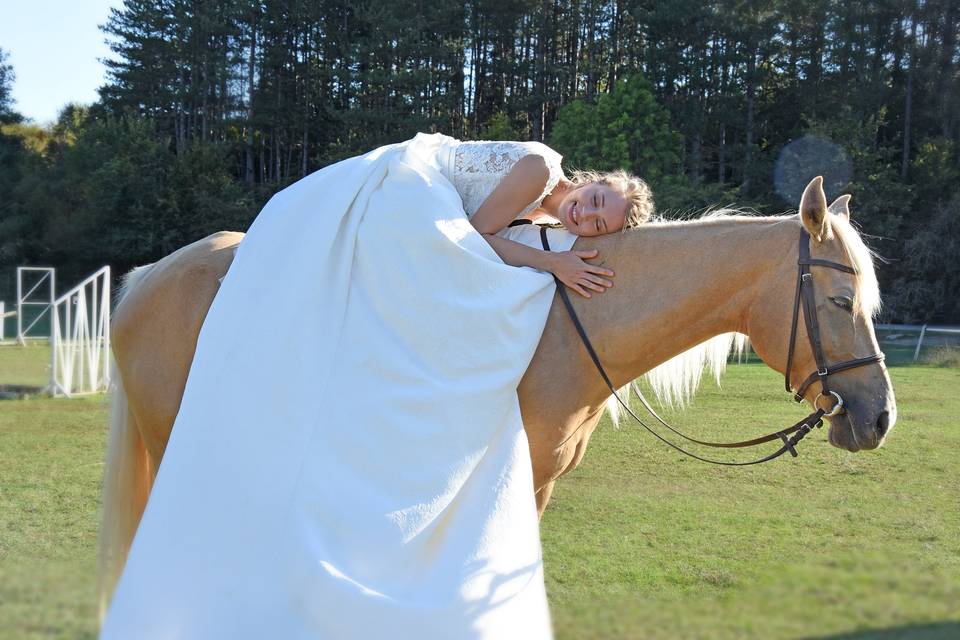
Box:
829 215 882 318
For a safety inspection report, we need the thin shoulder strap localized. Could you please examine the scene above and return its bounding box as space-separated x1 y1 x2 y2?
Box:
539 225 551 249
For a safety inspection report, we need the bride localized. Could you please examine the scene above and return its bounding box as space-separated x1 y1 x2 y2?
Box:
99 132 652 640
451 138 652 297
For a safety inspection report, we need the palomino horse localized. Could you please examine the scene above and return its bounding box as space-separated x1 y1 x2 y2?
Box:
99 177 896 612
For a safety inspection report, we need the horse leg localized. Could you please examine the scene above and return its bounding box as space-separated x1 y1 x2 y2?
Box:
535 481 556 518
529 410 605 515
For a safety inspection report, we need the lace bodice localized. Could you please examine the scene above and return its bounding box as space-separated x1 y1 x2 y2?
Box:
440 140 565 219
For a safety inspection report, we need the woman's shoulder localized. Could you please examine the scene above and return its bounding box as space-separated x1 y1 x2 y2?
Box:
515 142 563 180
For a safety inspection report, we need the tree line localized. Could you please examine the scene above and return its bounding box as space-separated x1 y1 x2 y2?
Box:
0 0 958 322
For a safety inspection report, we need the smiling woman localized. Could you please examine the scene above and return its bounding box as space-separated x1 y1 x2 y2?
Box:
464 141 655 298
556 182 626 235
552 169 654 235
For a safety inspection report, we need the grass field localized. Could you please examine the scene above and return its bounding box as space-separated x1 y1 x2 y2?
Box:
0 347 957 639
0 342 52 388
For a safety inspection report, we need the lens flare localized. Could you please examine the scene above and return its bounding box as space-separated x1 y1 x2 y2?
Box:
774 135 852 205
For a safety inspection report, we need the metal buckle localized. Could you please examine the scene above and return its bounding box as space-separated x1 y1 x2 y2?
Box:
814 391 844 417
801 273 813 282
817 367 828 377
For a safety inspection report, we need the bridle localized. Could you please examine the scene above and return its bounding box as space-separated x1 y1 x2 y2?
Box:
540 225 885 464
538 225 886 466
784 228 885 414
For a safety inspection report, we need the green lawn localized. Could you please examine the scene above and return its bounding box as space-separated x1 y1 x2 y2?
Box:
0 343 51 388
0 359 957 639
0 395 105 640
542 363 960 639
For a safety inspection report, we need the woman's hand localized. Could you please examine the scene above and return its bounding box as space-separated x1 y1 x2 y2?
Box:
547 249 614 298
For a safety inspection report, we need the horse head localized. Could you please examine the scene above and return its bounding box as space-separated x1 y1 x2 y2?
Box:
746 177 897 452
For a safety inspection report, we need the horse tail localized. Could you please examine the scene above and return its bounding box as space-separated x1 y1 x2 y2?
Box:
97 265 155 622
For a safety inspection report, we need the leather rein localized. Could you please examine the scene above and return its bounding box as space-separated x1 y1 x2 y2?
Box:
537 225 885 466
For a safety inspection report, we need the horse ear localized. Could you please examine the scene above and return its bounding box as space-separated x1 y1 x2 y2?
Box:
828 194 851 221
799 176 829 241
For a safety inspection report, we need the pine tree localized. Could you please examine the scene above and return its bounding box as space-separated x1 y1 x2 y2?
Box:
0 48 18 123
549 74 682 182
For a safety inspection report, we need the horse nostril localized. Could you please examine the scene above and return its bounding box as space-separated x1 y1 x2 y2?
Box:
875 411 890 438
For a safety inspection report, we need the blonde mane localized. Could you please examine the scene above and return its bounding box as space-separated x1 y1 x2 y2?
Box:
605 333 749 426
829 215 882 318
604 208 881 425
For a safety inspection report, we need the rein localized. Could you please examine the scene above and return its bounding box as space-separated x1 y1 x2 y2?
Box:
538 225 885 466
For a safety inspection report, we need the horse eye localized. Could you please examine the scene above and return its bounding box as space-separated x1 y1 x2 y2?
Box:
831 296 853 311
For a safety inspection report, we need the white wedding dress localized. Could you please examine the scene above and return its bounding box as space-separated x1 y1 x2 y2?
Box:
100 132 577 639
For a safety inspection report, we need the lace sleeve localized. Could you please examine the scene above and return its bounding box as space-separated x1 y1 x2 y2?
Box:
448 141 565 219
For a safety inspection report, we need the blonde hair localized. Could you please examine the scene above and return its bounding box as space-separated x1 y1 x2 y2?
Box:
569 169 654 230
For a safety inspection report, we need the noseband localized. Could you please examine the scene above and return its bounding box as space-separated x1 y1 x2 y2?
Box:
539 225 885 466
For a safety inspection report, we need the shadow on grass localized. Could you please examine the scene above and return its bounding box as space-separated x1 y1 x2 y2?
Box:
807 621 960 640
0 383 46 399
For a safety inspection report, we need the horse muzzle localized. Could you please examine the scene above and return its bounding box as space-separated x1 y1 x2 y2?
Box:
826 392 897 452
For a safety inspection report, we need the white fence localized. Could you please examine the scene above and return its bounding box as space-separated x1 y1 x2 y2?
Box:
50 266 111 397
0 300 18 343
875 323 960 361
16 266 56 344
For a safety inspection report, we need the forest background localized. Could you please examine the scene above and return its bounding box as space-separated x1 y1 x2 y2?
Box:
0 0 957 323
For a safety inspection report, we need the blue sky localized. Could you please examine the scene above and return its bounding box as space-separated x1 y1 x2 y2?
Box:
1 0 122 124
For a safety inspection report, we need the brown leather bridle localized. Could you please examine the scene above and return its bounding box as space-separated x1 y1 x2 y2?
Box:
539 225 886 466
784 228 886 413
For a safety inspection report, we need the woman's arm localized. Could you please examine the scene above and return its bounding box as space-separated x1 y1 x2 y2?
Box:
481 233 613 298
466 152 613 297
469 154 552 235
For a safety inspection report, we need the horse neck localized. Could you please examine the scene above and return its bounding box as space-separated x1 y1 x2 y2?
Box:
590 216 796 389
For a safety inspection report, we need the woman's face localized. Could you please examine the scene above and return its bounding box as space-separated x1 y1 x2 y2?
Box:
557 183 628 236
